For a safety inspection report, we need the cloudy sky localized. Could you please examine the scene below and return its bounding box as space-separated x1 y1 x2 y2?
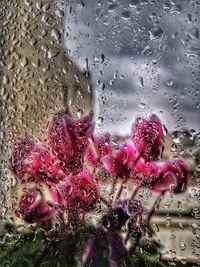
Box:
60 0 200 136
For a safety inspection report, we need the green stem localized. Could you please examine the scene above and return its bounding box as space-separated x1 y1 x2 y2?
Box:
109 175 118 201
130 186 140 199
114 177 128 204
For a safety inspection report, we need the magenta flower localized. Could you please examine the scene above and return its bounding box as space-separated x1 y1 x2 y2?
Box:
9 138 64 183
151 159 189 193
49 112 93 175
85 134 112 167
132 115 165 162
131 158 188 194
60 170 99 211
18 188 55 224
10 112 94 182
103 142 137 179
131 158 161 188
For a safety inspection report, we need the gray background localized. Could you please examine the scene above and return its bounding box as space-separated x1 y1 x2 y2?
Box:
62 0 200 136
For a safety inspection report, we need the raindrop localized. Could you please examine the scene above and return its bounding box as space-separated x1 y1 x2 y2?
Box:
47 47 61 59
121 11 132 20
149 27 164 40
108 3 117 13
170 4 182 14
129 0 139 7
94 54 105 64
167 80 174 86
180 242 186 251
138 76 144 87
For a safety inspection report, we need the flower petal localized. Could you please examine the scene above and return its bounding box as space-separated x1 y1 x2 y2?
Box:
10 138 54 182
132 115 165 161
108 231 127 267
49 112 73 159
61 170 99 211
152 159 189 193
19 189 55 224
82 227 108 267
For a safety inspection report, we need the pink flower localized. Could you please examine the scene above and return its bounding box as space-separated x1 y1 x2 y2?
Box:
103 142 137 179
18 189 55 224
131 158 161 187
60 170 98 211
132 115 165 162
49 112 93 174
10 138 65 183
131 158 189 194
152 159 189 193
85 134 112 167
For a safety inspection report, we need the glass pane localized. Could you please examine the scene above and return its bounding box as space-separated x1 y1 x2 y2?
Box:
0 0 199 266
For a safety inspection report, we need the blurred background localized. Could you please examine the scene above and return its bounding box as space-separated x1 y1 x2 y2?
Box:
0 0 200 266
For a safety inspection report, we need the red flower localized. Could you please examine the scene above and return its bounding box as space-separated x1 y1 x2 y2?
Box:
18 188 55 224
49 112 93 174
9 138 65 183
103 141 137 179
151 159 189 193
60 170 98 211
132 115 165 162
85 134 112 167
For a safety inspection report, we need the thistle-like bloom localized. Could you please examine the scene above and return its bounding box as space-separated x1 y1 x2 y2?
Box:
49 112 93 175
60 170 99 211
132 115 165 162
103 142 137 179
18 189 55 224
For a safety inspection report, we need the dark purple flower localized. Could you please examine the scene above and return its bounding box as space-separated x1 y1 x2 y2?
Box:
82 199 146 266
132 115 165 162
82 227 108 267
107 231 127 267
102 206 129 231
82 227 127 267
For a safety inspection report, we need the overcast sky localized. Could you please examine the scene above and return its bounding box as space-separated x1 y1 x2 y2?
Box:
60 0 200 136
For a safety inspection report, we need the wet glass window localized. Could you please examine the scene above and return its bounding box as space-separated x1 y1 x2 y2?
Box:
0 0 199 266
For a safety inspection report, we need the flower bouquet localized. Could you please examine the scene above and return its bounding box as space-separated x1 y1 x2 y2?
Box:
0 111 189 267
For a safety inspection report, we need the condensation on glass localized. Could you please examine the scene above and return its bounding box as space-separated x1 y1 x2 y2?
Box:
0 0 199 267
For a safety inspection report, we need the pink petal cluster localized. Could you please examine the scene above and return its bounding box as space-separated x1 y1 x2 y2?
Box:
151 159 189 193
103 142 137 179
49 112 93 175
85 134 112 168
132 115 165 162
131 158 188 194
10 111 190 226
18 189 55 224
60 170 98 211
10 112 98 224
